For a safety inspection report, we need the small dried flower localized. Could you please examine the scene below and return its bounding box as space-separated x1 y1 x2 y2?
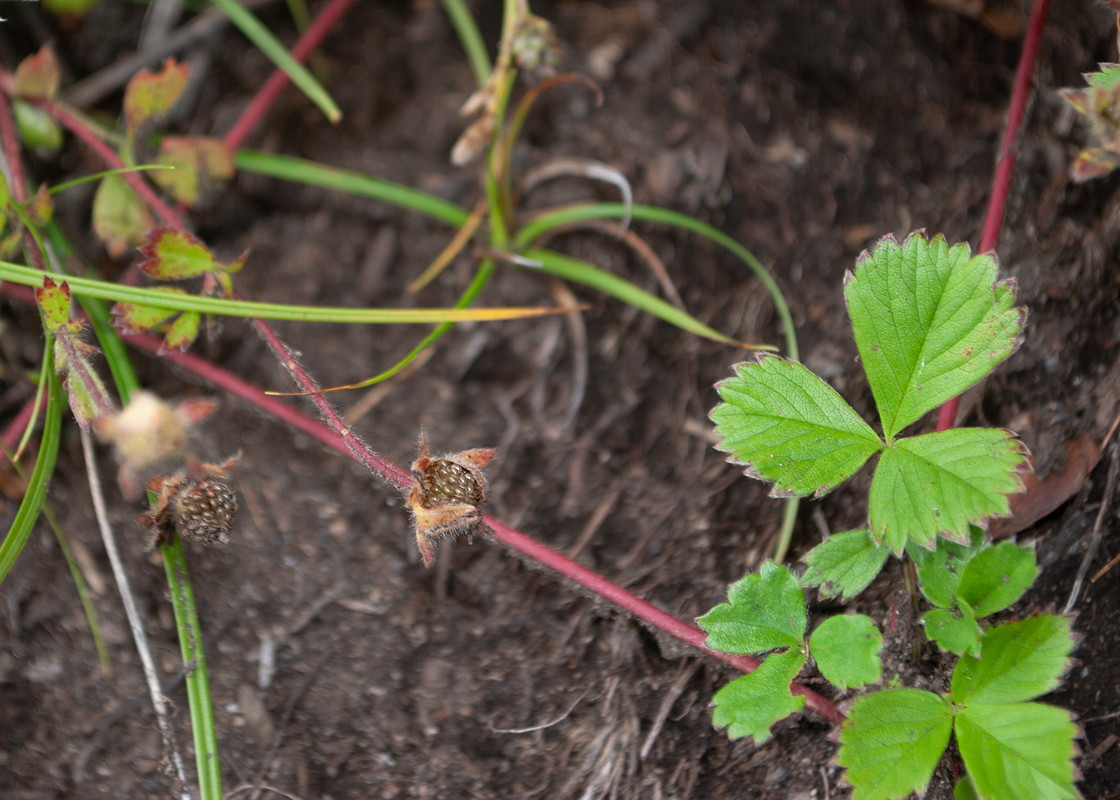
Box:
406 431 495 567
138 456 239 549
94 390 219 496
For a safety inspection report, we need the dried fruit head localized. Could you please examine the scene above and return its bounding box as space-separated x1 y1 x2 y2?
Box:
406 430 496 567
138 456 239 549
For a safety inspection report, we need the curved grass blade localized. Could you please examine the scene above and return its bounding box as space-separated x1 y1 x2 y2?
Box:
524 247 773 349
0 259 561 324
408 197 488 293
0 348 63 586
210 0 340 123
274 260 498 394
515 202 797 360
234 149 470 227
438 0 492 87
49 164 175 196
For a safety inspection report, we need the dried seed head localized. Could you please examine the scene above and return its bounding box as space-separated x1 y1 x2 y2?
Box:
172 479 238 545
138 456 239 549
406 430 496 567
419 459 484 507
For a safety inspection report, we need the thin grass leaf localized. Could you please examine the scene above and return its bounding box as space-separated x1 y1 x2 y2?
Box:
49 165 175 196
514 202 798 359
210 0 341 123
0 349 63 586
0 259 566 324
408 198 488 293
47 503 112 675
524 247 772 349
280 260 498 394
438 0 492 87
234 149 470 227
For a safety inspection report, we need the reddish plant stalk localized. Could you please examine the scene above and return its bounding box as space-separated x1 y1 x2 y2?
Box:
224 0 357 150
937 0 1051 432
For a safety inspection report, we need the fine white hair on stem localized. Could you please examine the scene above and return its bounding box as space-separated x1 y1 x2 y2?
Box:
80 427 193 800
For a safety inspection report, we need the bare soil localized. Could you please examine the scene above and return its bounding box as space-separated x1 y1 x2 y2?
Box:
1 0 1119 798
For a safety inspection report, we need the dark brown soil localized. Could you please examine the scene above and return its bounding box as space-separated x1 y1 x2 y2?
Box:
2 0 1120 798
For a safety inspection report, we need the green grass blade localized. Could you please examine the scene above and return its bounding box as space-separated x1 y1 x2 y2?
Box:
525 247 769 348
0 349 63 586
438 0 492 87
210 0 341 123
515 203 798 360
162 536 222 799
0 260 552 324
234 150 470 227
46 503 113 675
49 165 174 196
340 259 497 390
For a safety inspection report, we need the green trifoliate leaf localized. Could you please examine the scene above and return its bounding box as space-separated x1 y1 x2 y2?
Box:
924 599 982 657
810 613 882 690
950 615 1074 706
801 529 889 600
844 232 1025 440
836 688 953 800
956 703 1079 800
956 541 1037 618
906 526 984 608
699 561 806 653
712 355 882 498
869 429 1028 553
711 646 807 744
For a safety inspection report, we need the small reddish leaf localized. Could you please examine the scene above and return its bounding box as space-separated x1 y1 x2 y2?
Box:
176 398 218 426
36 276 72 332
162 310 201 353
110 291 185 334
26 184 53 227
124 58 189 135
1071 148 1120 182
151 136 235 205
93 175 155 257
138 228 219 280
13 45 60 100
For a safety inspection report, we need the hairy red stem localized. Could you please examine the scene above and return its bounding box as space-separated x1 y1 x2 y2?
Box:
937 0 1050 432
224 0 357 150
